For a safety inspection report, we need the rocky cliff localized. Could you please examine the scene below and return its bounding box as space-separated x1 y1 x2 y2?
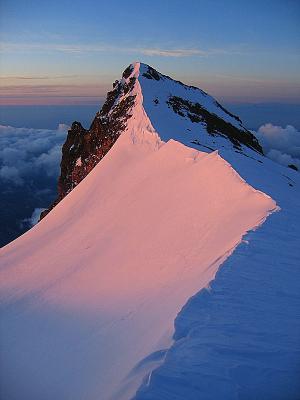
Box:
40 66 136 219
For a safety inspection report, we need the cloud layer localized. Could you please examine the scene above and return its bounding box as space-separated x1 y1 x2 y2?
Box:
253 123 300 170
0 124 68 185
0 124 68 246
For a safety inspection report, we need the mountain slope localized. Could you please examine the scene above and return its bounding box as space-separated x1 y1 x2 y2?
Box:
138 63 262 153
41 62 262 218
134 129 300 400
0 63 279 400
124 64 300 400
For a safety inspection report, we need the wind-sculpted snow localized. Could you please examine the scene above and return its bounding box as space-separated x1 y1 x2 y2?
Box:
135 219 300 399
0 65 276 400
134 145 300 399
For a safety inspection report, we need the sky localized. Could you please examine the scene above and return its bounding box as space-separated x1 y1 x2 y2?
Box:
0 0 300 105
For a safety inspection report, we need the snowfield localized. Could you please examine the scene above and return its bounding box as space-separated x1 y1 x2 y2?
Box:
0 63 299 400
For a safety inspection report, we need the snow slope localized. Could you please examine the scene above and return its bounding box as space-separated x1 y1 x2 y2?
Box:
0 64 277 400
130 64 300 399
135 153 300 400
137 62 261 155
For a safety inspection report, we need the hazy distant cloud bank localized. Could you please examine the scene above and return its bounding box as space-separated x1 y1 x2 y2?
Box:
253 123 300 170
0 124 68 246
0 124 68 185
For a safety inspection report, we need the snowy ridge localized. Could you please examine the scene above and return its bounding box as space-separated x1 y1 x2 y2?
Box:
0 72 276 399
132 62 262 155
0 62 294 400
125 63 162 149
103 62 260 155
128 65 300 398
136 62 244 129
135 154 300 400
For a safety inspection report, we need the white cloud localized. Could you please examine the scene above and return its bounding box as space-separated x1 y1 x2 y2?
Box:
267 149 299 169
35 144 63 177
253 123 300 170
0 124 68 185
0 124 69 245
0 165 23 185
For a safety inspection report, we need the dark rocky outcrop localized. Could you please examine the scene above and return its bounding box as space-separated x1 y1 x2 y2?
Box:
142 65 161 81
167 96 263 154
288 164 298 171
142 65 243 126
40 78 136 220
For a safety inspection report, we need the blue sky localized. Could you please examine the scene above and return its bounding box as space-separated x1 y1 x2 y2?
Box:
0 0 299 104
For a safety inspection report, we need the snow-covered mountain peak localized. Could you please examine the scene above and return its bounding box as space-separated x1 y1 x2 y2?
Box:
1 62 300 400
41 62 263 217
106 61 263 156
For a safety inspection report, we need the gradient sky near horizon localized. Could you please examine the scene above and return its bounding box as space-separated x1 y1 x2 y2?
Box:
0 0 299 105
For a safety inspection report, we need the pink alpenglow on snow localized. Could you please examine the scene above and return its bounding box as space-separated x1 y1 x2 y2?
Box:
0 63 277 400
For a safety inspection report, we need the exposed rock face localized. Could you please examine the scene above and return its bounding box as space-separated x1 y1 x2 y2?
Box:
40 67 136 219
141 64 262 154
166 95 263 153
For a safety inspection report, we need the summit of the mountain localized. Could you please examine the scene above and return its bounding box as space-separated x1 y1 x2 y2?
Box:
41 62 262 219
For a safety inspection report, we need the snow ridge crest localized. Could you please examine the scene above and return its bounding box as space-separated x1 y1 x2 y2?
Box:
41 61 263 220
